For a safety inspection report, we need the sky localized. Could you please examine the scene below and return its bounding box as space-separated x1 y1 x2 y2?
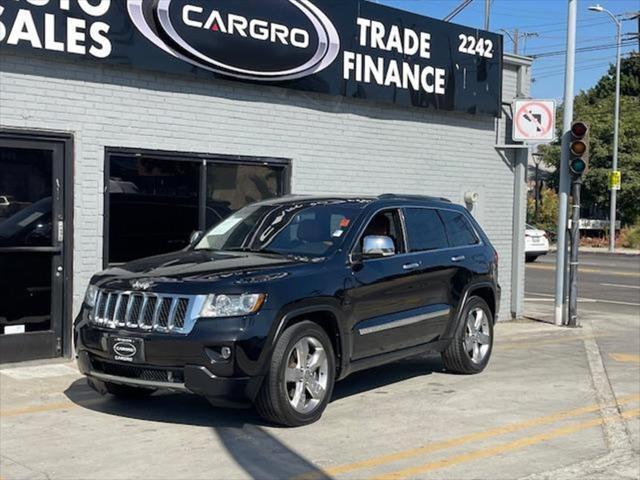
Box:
378 0 639 100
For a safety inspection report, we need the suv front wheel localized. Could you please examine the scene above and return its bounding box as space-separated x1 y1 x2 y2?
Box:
255 321 336 426
442 296 494 374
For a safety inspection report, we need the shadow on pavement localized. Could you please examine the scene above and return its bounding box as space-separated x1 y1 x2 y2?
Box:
62 354 443 480
332 353 443 401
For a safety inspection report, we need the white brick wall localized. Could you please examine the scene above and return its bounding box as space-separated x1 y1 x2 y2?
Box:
0 51 529 322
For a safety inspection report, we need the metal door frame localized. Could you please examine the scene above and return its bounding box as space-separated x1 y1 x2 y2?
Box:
0 129 74 363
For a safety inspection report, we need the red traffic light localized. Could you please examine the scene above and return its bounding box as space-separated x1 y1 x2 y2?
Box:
571 122 588 138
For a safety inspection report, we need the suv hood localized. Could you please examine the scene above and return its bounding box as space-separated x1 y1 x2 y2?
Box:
94 250 306 288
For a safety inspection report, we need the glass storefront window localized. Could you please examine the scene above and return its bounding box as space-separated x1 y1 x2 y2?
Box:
205 162 283 228
107 151 288 264
108 155 200 263
0 147 55 335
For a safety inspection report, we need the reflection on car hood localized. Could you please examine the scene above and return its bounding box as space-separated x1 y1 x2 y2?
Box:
96 250 304 284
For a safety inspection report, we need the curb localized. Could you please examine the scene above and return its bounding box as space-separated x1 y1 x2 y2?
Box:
518 318 637 480
549 246 640 256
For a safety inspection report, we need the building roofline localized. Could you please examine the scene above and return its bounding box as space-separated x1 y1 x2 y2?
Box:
504 52 534 67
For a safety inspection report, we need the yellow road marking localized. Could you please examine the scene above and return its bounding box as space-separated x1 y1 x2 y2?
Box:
373 408 640 480
609 353 640 364
0 399 102 418
527 264 638 277
293 394 640 480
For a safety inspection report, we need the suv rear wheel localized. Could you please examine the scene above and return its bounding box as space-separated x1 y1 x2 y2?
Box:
441 296 494 374
255 321 335 427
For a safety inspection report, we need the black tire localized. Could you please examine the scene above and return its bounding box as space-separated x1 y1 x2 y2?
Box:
441 296 494 374
104 381 155 399
255 321 336 427
525 254 539 263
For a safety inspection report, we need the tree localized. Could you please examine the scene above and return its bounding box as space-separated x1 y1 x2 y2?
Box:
527 187 559 236
539 54 640 225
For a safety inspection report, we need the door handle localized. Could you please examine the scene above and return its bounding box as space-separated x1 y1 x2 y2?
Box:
403 262 421 271
451 255 466 262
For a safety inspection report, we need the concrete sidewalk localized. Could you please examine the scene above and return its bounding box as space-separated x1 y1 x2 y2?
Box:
1 312 639 480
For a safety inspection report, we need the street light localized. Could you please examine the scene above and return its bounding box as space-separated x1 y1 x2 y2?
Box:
589 3 622 252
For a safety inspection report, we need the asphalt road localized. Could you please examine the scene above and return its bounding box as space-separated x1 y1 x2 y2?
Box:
525 252 640 316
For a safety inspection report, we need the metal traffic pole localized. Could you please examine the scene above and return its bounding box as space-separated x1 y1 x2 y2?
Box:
568 176 582 327
554 0 578 326
589 5 623 252
610 18 622 252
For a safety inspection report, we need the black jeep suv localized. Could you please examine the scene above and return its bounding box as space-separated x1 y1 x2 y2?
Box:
75 194 500 426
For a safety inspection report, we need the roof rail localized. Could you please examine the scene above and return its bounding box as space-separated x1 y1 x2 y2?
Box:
378 193 452 203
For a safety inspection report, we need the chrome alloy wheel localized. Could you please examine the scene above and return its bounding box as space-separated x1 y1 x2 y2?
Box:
284 336 329 414
464 307 491 364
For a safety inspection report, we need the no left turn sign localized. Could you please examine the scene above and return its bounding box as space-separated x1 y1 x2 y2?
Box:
513 99 556 143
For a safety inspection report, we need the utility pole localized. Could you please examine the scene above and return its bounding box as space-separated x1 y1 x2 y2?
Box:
485 0 491 30
554 0 577 327
500 29 538 55
521 32 539 55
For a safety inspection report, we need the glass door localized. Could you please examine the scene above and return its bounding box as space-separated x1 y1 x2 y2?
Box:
0 139 65 363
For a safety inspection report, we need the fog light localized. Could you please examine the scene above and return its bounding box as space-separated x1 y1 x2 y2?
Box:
220 347 232 360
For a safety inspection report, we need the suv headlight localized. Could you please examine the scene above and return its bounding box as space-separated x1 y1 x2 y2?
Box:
200 294 266 318
84 284 99 308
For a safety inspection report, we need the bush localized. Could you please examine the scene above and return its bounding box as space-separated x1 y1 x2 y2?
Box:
527 187 559 237
619 224 640 249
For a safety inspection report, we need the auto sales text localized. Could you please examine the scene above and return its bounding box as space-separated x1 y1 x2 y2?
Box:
0 0 112 59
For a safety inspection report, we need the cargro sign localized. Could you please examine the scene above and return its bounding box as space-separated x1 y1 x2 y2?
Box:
0 0 504 116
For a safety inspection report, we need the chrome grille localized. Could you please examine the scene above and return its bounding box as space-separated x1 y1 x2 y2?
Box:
92 290 200 334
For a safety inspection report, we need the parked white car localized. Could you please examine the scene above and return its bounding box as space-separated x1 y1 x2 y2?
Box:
525 224 550 262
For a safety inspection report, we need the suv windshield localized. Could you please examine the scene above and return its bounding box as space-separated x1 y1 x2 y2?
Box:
194 199 369 257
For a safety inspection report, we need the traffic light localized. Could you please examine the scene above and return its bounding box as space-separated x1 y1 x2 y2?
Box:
569 122 589 176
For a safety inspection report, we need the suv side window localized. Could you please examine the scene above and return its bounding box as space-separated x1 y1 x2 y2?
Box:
355 209 405 254
439 210 480 247
403 208 448 252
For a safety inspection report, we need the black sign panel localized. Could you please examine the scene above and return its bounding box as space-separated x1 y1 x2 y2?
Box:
0 1 503 116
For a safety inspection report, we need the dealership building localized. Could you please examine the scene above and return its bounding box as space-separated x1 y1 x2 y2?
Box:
0 0 532 363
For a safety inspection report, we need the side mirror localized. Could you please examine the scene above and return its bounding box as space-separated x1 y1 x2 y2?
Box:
362 235 396 258
189 230 204 245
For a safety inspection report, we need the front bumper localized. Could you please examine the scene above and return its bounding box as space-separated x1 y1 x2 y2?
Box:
74 307 276 406
77 350 261 406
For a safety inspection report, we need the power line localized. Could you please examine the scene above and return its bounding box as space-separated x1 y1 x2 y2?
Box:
533 64 610 80
502 17 614 32
532 52 636 79
531 40 636 58
533 57 616 73
525 35 617 53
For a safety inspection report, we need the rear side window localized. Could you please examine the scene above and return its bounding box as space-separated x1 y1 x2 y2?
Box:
403 208 448 252
440 210 479 247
